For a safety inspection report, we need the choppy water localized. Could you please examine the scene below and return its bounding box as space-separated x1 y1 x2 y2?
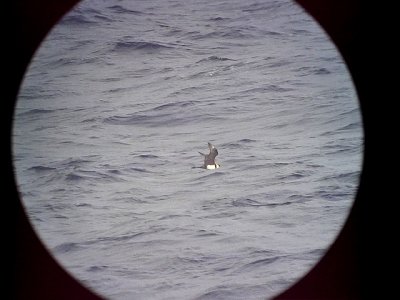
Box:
12 0 363 299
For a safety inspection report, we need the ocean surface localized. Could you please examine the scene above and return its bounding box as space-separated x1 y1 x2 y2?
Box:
12 0 363 299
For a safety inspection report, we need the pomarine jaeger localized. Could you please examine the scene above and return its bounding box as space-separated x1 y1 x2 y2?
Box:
199 142 220 169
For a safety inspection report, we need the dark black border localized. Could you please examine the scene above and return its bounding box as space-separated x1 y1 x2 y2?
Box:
5 0 392 299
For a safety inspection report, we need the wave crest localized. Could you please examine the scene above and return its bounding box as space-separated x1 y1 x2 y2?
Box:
113 41 174 52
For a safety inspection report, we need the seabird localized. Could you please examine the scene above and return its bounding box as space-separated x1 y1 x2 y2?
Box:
199 142 220 169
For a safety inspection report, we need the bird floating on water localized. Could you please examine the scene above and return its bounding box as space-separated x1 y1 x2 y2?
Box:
199 142 220 169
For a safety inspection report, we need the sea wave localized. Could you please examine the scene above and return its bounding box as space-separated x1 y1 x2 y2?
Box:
196 55 236 63
107 5 146 15
64 170 124 183
112 41 174 52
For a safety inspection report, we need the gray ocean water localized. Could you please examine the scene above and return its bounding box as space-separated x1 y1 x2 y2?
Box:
12 0 363 299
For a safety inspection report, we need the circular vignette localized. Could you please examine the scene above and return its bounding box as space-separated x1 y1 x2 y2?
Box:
6 0 372 299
